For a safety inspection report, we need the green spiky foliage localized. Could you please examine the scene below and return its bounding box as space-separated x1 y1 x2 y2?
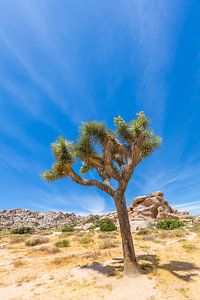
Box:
115 112 161 153
42 112 161 183
51 136 75 163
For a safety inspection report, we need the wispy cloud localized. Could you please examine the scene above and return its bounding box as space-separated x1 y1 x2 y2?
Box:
0 1 97 124
24 188 107 215
125 0 187 127
174 201 200 216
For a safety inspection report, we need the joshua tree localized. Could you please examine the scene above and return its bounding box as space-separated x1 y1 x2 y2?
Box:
42 112 161 276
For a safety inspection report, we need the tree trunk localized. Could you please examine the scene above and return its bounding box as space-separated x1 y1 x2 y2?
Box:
114 193 139 276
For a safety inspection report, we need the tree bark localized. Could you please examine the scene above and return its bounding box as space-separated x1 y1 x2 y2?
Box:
114 193 139 276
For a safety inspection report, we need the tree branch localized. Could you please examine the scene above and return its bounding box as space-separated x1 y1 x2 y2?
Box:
103 141 120 181
109 136 130 157
66 164 115 196
113 153 125 167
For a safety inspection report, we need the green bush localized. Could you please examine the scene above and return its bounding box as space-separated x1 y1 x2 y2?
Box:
79 236 93 244
156 219 185 230
11 227 33 234
61 225 75 232
98 218 117 232
55 239 70 248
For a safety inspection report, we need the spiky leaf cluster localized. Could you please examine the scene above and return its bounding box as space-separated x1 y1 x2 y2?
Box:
42 162 68 182
114 112 161 158
51 136 75 164
81 121 112 146
75 134 95 160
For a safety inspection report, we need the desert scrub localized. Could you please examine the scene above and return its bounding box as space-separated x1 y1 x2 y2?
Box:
79 236 93 245
98 218 117 232
11 226 33 234
99 239 117 249
156 219 185 230
55 239 70 248
25 236 49 246
61 225 75 232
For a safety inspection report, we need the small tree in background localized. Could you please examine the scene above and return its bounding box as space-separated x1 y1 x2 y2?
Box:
42 112 161 276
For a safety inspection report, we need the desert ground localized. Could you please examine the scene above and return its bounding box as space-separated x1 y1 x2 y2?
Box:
0 226 200 300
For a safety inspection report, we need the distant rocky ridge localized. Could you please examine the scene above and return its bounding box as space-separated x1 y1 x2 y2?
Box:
0 209 84 230
0 191 192 230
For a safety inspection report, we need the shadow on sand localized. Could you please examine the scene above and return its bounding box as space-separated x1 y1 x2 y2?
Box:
80 255 199 281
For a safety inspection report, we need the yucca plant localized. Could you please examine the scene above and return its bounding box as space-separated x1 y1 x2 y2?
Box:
42 112 161 276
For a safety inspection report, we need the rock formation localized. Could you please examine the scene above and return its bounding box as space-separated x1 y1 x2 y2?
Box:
0 192 191 230
107 191 191 222
0 209 83 230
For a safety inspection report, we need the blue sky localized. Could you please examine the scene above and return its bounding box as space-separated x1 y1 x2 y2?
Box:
0 0 200 215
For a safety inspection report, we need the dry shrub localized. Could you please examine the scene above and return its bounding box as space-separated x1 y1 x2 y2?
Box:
25 236 49 246
82 250 101 259
32 245 60 254
99 239 117 249
47 246 60 254
50 254 76 266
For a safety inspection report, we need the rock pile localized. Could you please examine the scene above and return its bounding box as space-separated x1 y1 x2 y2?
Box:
107 191 190 222
0 209 83 230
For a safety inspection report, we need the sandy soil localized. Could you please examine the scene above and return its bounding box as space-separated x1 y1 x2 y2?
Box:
0 228 199 300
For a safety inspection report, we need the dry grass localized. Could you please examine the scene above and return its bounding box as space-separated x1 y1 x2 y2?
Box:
181 241 198 252
9 235 26 244
13 259 26 268
0 228 199 300
16 274 37 286
98 232 118 239
99 239 118 249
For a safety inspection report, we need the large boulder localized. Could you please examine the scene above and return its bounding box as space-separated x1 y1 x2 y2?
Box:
129 192 190 221
130 220 154 231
